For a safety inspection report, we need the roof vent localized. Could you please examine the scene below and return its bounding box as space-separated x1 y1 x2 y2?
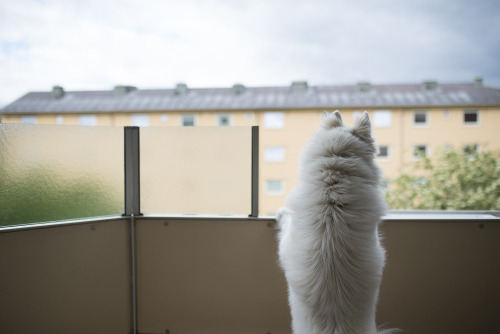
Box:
52 86 65 99
232 83 246 95
175 83 188 96
290 81 308 93
475 76 483 87
357 81 371 93
114 85 137 96
422 80 438 91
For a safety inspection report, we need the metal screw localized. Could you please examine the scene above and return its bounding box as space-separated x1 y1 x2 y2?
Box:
91 225 96 231
165 330 170 334
267 222 273 228
164 221 169 227
479 223 485 229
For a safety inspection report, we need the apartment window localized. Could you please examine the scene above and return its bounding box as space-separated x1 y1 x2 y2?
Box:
265 146 285 162
246 112 254 122
131 114 149 127
377 145 390 159
20 116 37 124
464 110 479 125
373 110 392 127
181 114 196 126
413 145 428 160
464 144 479 159
264 112 284 129
78 115 97 126
216 113 232 126
56 115 64 124
353 110 362 121
160 114 168 123
443 109 450 119
414 110 428 126
266 180 284 195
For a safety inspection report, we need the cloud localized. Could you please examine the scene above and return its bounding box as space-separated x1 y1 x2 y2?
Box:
0 0 499 107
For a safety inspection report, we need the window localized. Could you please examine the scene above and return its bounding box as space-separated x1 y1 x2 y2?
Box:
413 145 428 160
464 144 479 159
353 110 362 121
373 110 392 127
265 146 285 162
264 112 284 129
20 116 37 124
246 112 254 122
78 115 97 126
131 114 149 127
160 114 168 123
413 110 428 126
216 113 232 126
56 115 64 124
377 145 390 160
443 109 450 119
266 180 284 195
181 114 196 126
464 110 479 125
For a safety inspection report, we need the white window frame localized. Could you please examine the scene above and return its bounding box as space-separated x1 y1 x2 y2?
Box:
78 115 97 126
246 112 254 122
20 116 37 124
463 109 480 126
413 110 429 127
265 146 285 162
131 114 150 127
263 112 284 129
443 109 450 119
376 145 391 161
464 144 480 160
216 113 232 126
413 145 429 160
160 114 168 123
181 114 196 126
373 110 392 128
55 115 64 125
266 180 285 195
353 110 362 122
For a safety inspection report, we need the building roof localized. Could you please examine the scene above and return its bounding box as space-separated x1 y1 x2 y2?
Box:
2 80 500 114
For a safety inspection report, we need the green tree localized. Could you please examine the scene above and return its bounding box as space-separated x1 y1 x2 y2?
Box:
386 147 500 210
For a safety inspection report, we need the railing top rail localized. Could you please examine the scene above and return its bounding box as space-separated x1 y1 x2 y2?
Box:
1 211 500 233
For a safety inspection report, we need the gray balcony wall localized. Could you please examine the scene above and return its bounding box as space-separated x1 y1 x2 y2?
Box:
0 215 499 334
0 218 131 334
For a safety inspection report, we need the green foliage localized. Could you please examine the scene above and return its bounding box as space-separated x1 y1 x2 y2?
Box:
0 167 122 227
386 147 500 210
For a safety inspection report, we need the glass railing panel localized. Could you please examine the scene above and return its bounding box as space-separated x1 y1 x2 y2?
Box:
0 124 124 226
140 127 252 215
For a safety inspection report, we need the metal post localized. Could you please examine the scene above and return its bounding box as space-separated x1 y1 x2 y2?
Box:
124 127 141 216
249 126 259 217
129 214 138 334
124 126 141 333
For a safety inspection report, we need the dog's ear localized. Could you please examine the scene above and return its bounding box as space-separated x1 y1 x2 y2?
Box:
352 111 373 144
322 110 343 129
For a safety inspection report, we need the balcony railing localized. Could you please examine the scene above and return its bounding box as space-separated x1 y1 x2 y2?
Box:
1 212 499 334
1 124 499 333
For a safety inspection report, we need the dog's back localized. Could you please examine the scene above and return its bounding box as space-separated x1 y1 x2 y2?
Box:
277 111 391 334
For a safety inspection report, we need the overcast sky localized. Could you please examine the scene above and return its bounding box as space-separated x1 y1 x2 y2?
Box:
1 0 499 107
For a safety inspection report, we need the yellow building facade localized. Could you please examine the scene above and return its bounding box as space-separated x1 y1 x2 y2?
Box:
2 80 500 214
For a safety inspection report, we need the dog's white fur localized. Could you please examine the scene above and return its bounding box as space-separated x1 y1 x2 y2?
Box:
277 111 392 334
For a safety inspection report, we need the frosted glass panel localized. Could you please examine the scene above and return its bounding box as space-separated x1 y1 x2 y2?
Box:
141 127 252 215
0 124 123 226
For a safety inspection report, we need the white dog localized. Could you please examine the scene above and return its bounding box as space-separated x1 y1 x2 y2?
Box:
276 111 393 334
